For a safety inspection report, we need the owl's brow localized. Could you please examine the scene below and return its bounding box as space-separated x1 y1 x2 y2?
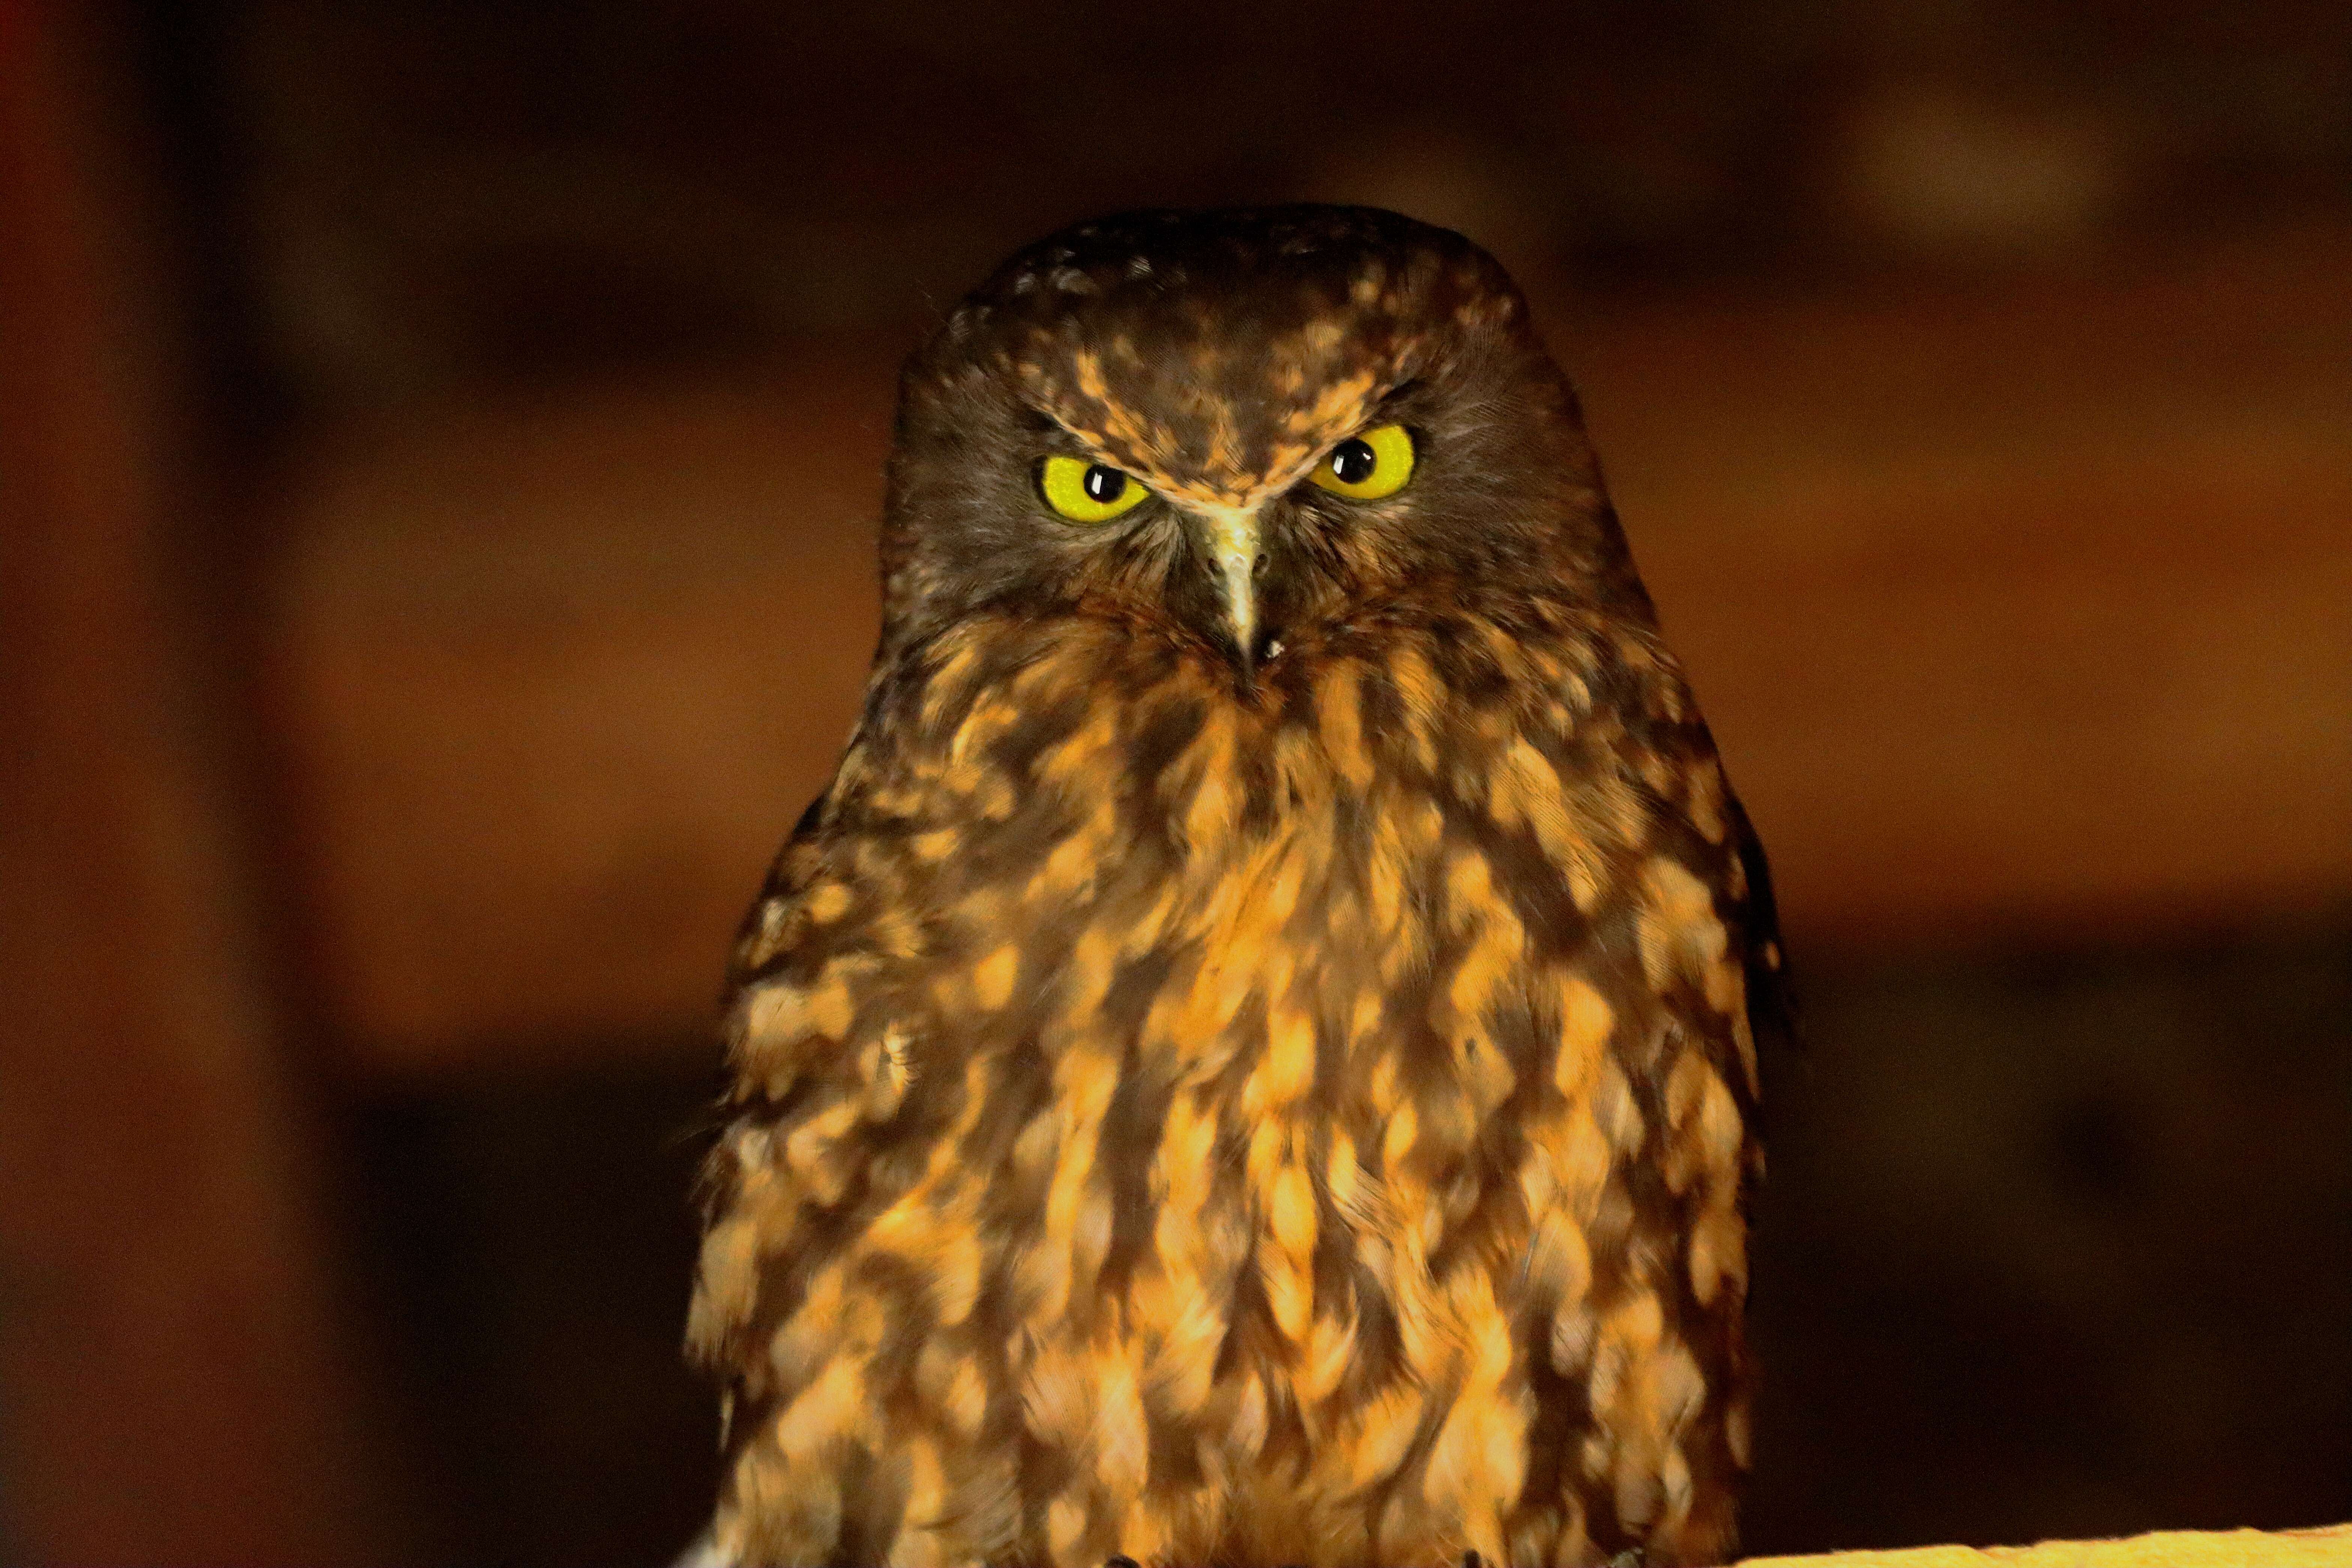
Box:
1283 373 1422 463
1008 400 1063 436
1296 377 1423 454
1020 359 1418 508
1025 403 1154 471
1023 406 1112 455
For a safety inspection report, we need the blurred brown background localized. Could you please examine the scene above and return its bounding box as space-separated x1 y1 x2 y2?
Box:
3 1 2347 1563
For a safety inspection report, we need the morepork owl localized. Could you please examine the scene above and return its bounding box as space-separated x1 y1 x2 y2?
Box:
686 206 1787 1568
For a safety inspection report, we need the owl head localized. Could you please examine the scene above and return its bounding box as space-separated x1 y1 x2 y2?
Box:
879 206 1646 676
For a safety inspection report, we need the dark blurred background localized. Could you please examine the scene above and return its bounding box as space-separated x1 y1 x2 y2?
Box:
3 2 2347 1563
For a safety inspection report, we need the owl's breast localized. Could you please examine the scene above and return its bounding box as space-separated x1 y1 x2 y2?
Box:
700 610 1757 1565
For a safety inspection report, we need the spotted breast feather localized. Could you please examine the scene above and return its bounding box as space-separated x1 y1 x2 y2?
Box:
691 608 1769 1566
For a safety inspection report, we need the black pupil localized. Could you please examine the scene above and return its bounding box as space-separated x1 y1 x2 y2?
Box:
1330 439 1378 485
1082 465 1126 504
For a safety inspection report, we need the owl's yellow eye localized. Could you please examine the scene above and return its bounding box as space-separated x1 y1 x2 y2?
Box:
1308 423 1416 500
1040 455 1149 523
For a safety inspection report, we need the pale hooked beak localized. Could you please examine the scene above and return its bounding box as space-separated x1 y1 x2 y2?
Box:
1185 502 1263 660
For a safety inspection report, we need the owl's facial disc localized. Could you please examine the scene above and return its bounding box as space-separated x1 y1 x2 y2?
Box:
883 208 1631 679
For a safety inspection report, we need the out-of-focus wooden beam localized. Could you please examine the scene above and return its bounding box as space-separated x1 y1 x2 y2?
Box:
263 228 2352 1076
269 374 889 1066
1580 224 2352 953
0 8 388 1561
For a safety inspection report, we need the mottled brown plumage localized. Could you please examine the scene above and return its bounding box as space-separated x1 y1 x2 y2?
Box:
687 206 1786 1568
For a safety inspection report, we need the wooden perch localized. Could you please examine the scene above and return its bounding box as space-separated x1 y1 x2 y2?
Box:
1740 1521 2352 1566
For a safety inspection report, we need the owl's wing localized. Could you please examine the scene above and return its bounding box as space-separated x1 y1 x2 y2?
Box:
719 792 828 995
1726 790 1799 1121
685 778 873 1424
682 653 1000 1474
